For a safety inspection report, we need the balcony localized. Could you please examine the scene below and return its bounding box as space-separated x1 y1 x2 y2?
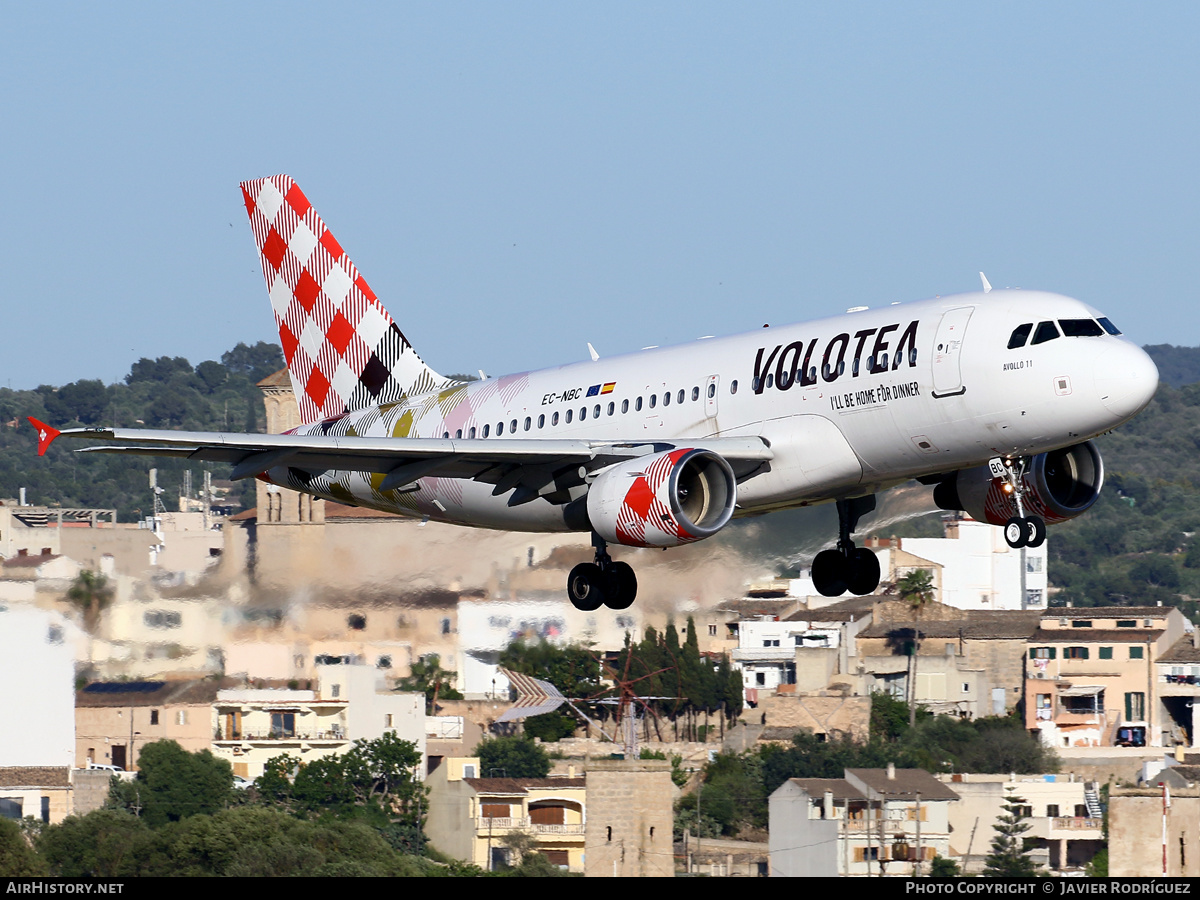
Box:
214 730 348 745
1028 817 1104 839
475 817 585 836
732 647 797 662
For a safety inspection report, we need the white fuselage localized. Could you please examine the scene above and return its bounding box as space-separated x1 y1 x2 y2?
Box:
265 289 1158 534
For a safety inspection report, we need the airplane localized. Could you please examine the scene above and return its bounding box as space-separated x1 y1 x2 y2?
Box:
29 175 1160 612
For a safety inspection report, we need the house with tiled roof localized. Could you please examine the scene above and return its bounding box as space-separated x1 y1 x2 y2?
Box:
769 764 958 876
426 757 587 871
1025 605 1190 748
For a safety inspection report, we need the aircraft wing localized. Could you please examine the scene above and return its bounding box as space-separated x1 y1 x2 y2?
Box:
28 419 772 494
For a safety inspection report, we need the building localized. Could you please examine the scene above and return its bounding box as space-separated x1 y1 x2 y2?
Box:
854 602 1039 717
425 756 587 871
1109 782 1200 877
211 663 425 779
584 757 675 877
1025 606 1189 748
1155 634 1200 747
769 765 959 876
0 768 72 825
0 606 77 769
938 773 1103 873
75 679 222 770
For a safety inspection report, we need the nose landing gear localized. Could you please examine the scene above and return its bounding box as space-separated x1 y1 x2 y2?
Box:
994 456 1046 549
567 532 638 611
811 496 882 597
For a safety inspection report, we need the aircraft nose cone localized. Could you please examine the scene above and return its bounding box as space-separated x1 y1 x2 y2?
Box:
1094 342 1159 421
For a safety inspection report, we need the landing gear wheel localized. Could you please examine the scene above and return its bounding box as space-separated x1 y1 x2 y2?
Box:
567 563 606 611
847 547 881 596
812 549 849 597
603 561 638 610
1004 516 1028 549
1024 516 1046 548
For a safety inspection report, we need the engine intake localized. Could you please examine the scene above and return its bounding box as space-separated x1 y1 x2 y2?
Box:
934 441 1104 526
587 448 736 548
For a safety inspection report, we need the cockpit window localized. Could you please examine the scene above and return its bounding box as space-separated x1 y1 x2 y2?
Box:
1059 318 1104 337
1098 317 1122 336
1007 323 1033 349
1030 321 1060 345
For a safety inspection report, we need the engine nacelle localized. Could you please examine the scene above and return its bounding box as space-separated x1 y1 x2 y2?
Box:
934 441 1104 526
587 448 737 548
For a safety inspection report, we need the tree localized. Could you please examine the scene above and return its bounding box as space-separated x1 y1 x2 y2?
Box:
0 816 46 876
930 854 961 876
106 740 234 827
983 788 1041 876
396 654 464 714
66 570 114 634
472 736 551 779
896 568 935 728
37 810 152 877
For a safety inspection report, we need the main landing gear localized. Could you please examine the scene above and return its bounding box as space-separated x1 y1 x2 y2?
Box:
996 456 1046 549
567 533 638 611
811 496 882 598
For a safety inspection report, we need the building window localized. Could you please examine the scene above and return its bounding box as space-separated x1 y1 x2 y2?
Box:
708 624 717 636
1030 647 1056 660
331 684 340 699
1072 620 1093 628
270 713 295 737
1025 590 1044 606
1026 557 1044 573
1130 646 1145 659
176 711 187 726
347 614 366 630
1099 647 1113 659
1047 804 1060 818
150 710 159 725
1064 647 1089 660
1117 620 1136 628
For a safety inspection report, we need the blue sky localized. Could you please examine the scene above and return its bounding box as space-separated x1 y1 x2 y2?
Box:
2 3 1197 389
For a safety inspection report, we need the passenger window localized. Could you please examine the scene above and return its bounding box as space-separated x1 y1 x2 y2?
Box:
455 429 462 439
565 409 573 423
649 395 656 409
510 419 518 433
593 404 601 418
483 424 490 438
663 392 671 406
678 389 685 404
1031 321 1060 345
1008 323 1033 349
1098 317 1122 335
692 386 700 401
580 407 587 420
552 412 559 426
636 397 643 411
708 383 715 399
730 380 738 394
496 422 504 435
607 402 614 416
621 399 629 413
537 414 544 429
469 427 476 438
442 432 449 439
524 417 531 431
1059 318 1104 337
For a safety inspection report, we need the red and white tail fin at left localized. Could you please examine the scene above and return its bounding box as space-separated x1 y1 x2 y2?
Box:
240 175 446 425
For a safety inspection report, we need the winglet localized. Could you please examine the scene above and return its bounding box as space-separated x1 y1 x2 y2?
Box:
587 343 600 362
980 272 992 294
27 418 61 456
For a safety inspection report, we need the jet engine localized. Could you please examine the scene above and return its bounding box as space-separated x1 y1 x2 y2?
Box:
933 441 1104 526
586 448 737 548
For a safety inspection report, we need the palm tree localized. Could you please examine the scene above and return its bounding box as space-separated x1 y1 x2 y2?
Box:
896 568 935 728
66 570 114 634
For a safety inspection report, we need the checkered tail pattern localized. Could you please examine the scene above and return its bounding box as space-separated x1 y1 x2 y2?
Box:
241 175 445 425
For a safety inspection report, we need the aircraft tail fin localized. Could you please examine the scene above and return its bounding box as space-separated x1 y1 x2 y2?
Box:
240 175 445 424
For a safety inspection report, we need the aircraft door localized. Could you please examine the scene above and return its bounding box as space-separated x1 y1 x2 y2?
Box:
931 306 974 398
704 375 719 419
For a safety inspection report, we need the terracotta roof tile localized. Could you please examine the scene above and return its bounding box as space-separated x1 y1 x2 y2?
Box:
0 767 70 788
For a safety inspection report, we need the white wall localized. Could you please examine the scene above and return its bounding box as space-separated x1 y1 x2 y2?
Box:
0 606 77 767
